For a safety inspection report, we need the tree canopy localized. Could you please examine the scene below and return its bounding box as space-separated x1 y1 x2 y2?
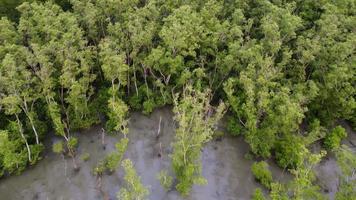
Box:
0 0 354 198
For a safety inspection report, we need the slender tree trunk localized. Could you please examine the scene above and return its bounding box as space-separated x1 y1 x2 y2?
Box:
157 116 162 137
23 110 40 144
101 128 106 149
61 153 67 177
143 65 150 98
68 147 78 170
127 69 130 96
111 79 115 100
22 100 40 144
15 114 32 162
96 175 109 200
30 122 39 144
134 67 139 96
71 155 78 170
126 51 131 96
64 111 71 139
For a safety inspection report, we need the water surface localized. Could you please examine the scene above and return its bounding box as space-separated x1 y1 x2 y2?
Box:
0 107 353 200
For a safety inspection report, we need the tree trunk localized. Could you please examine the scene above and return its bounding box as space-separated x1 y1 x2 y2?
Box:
15 114 32 162
157 116 162 137
68 148 78 170
31 124 39 144
96 176 109 200
22 101 40 144
101 128 106 149
143 65 150 98
134 68 139 96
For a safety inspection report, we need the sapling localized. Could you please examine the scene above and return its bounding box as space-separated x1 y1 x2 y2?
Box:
170 85 226 196
117 159 149 200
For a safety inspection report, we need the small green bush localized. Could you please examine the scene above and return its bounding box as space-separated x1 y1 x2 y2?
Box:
275 135 305 169
227 117 243 136
251 161 273 189
52 141 64 154
324 126 347 151
104 138 128 172
252 188 266 200
157 170 173 191
143 99 156 115
80 152 90 161
93 161 105 176
104 152 121 172
30 144 44 165
0 131 30 175
67 137 78 150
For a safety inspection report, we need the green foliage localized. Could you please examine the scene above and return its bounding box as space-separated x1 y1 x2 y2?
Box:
47 101 66 137
52 141 64 154
0 130 28 175
117 159 149 200
67 137 78 150
104 138 128 172
251 161 273 189
17 1 96 132
106 98 129 134
0 0 26 21
334 145 356 200
270 182 289 200
115 137 129 157
288 150 326 200
275 135 306 169
305 119 326 146
324 126 347 151
91 87 110 115
80 152 90 162
0 1 354 197
104 152 121 172
252 188 266 200
336 183 356 200
93 161 105 176
226 116 243 136
270 149 326 200
142 99 156 115
171 85 226 196
0 17 19 44
157 170 173 191
29 143 44 164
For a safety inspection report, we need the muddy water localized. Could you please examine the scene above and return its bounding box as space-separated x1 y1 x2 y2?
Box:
314 121 356 200
0 107 352 200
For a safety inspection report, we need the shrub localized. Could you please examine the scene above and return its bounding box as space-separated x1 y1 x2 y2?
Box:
251 161 273 189
275 135 305 169
117 159 149 200
104 138 128 172
252 188 266 200
0 131 29 175
104 152 121 172
157 170 173 191
67 137 78 150
30 144 44 165
80 152 90 161
93 161 105 176
52 141 64 154
226 117 243 136
143 99 156 115
324 126 347 151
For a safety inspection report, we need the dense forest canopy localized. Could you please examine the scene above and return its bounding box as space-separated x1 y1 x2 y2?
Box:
0 0 355 199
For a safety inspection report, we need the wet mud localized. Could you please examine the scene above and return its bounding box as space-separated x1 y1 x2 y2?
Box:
0 107 353 200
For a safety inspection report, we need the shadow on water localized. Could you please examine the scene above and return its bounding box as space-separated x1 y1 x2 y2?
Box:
0 107 353 200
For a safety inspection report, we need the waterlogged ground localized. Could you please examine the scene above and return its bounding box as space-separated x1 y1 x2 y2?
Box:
0 107 354 200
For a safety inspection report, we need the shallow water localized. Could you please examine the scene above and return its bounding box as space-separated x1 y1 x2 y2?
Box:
0 107 353 200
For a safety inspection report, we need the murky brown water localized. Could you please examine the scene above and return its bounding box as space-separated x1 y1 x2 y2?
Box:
0 107 354 200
